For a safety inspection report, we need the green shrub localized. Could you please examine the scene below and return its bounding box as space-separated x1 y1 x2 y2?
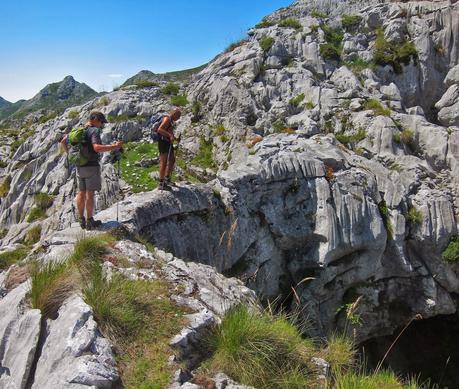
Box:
30 260 74 319
207 305 317 389
272 119 287 133
442 236 459 263
68 110 79 119
341 15 362 31
225 39 248 53
38 112 57 124
26 207 46 223
213 124 226 136
259 36 275 52
320 43 341 61
0 175 11 197
255 19 274 28
25 225 42 245
400 128 414 145
374 28 418 74
343 58 374 73
191 100 202 122
406 207 423 225
97 96 110 107
392 132 401 143
335 128 366 146
192 138 216 170
322 25 344 48
0 247 29 270
311 10 327 18
170 94 189 107
34 192 54 209
135 80 158 89
305 101 315 110
161 82 180 96
278 18 303 31
364 99 391 117
289 93 305 107
378 201 393 240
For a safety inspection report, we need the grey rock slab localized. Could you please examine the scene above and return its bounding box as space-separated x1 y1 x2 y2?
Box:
32 295 118 389
0 283 41 389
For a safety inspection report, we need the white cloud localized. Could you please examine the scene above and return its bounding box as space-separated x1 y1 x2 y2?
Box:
106 74 124 78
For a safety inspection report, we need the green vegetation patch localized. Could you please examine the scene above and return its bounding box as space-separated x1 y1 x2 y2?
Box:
120 142 160 193
278 18 302 31
289 93 305 108
374 28 418 74
341 15 362 32
225 39 248 53
255 19 275 29
364 99 391 117
205 305 317 388
96 96 110 107
343 58 374 73
170 94 189 107
259 36 275 52
442 236 459 263
135 80 158 89
378 200 393 240
335 128 366 146
272 119 287 133
320 25 344 61
0 175 11 197
406 207 423 225
192 138 217 170
27 207 47 223
38 112 57 124
68 110 79 119
0 246 29 270
213 124 226 136
311 10 327 18
34 192 54 209
24 225 42 245
191 100 202 123
161 82 180 96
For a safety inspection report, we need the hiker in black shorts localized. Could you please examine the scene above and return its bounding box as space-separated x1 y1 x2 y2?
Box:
156 109 181 190
61 111 123 229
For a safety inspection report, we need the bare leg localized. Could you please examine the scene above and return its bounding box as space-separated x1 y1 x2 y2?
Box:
159 153 168 180
85 191 95 219
166 152 175 177
76 191 86 219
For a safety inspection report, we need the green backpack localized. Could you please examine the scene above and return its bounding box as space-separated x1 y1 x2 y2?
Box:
68 127 91 167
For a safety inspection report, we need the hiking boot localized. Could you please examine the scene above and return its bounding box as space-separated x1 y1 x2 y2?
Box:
158 179 172 191
87 217 103 230
166 176 177 187
78 216 86 229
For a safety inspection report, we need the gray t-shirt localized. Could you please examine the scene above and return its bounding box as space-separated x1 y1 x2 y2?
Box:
85 126 102 166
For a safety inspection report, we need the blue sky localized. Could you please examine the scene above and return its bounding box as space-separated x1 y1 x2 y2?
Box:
0 0 292 102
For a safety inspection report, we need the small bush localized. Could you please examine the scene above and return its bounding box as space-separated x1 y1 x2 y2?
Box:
305 101 315 110
322 25 344 48
289 93 305 107
259 36 275 52
400 128 414 145
135 80 158 89
343 58 374 73
192 138 216 170
272 119 286 133
30 260 74 319
25 225 42 245
38 112 57 124
320 43 341 61
311 10 327 18
68 110 79 119
26 207 46 223
442 236 459 263
341 15 362 31
255 19 274 28
97 96 110 107
161 82 179 96
191 100 202 122
325 334 356 372
225 39 248 53
374 28 417 74
34 192 54 209
213 124 226 136
335 128 366 146
392 132 401 143
170 94 188 107
379 201 393 240
207 305 317 389
278 18 303 31
364 99 391 117
0 247 29 270
0 175 11 197
406 207 423 225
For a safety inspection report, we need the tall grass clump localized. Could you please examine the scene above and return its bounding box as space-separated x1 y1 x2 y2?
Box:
0 247 29 270
278 18 302 31
334 369 405 389
170 94 188 107
30 260 75 318
206 305 318 389
259 36 275 52
364 99 391 117
161 82 179 96
442 236 459 263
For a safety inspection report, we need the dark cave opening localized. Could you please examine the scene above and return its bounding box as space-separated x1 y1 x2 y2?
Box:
360 313 459 388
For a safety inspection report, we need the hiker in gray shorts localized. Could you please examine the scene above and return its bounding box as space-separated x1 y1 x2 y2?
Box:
61 111 123 229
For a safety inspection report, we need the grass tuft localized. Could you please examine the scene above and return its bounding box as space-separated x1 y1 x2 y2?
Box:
406 207 423 226
324 334 355 372
192 138 217 170
170 94 188 107
278 18 302 31
68 110 79 119
30 260 75 319
364 99 391 117
34 192 54 209
0 247 30 270
259 36 275 52
27 207 47 223
442 236 459 263
289 93 305 108
161 82 179 96
341 15 362 31
0 175 11 197
24 225 42 245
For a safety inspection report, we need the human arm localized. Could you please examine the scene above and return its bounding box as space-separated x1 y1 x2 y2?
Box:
93 141 123 153
157 116 174 141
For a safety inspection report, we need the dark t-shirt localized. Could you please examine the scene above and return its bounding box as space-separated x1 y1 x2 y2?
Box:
85 126 102 166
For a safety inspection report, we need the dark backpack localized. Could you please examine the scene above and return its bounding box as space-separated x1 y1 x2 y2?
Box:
150 114 171 142
67 127 91 166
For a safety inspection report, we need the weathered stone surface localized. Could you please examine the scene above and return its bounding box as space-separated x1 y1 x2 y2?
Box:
32 295 118 389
